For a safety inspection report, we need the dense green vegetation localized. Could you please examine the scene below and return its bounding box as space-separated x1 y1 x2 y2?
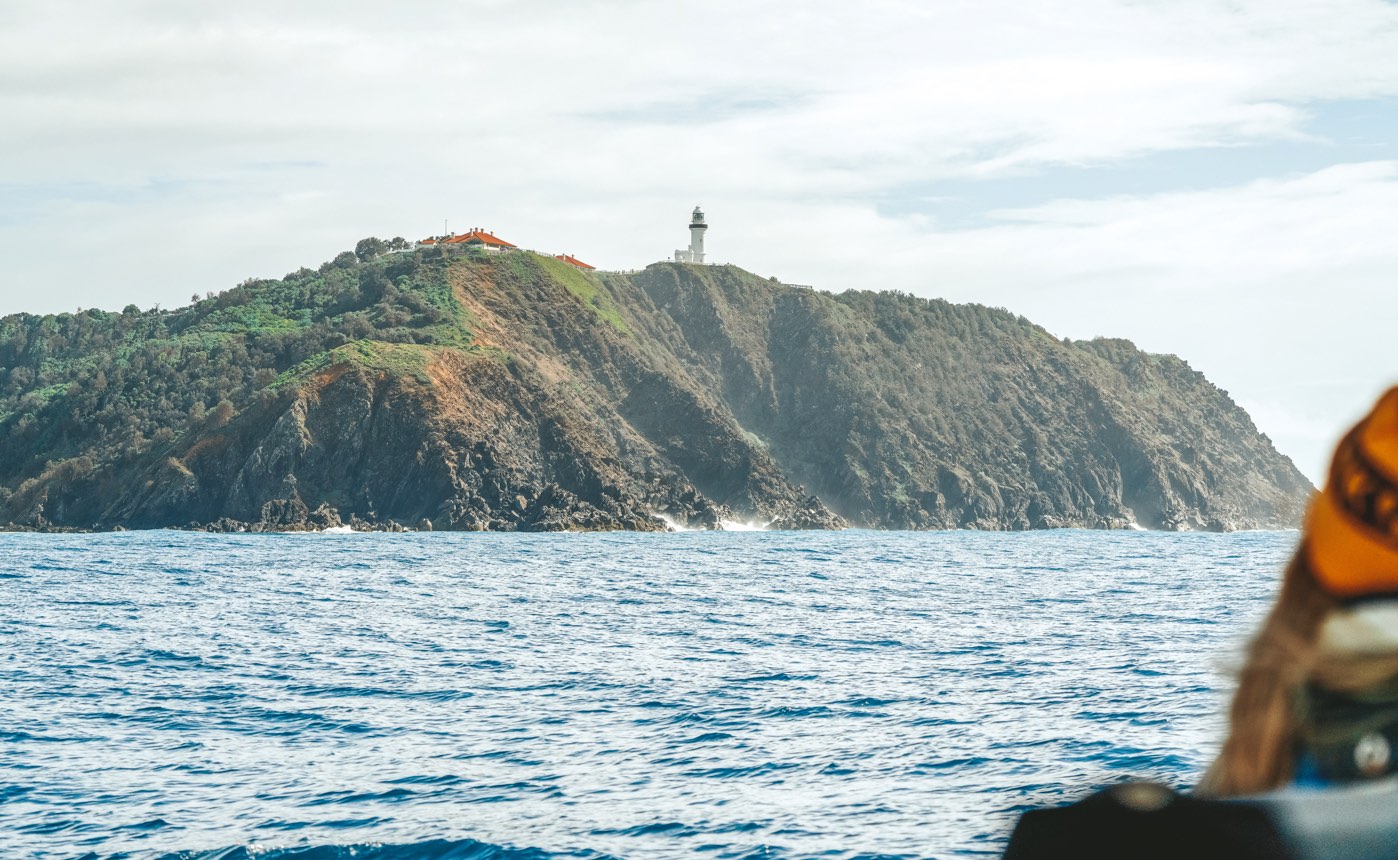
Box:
0 242 468 503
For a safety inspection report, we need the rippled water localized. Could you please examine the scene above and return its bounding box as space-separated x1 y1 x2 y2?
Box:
0 529 1296 859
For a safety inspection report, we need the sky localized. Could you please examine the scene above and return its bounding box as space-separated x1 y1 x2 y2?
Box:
3 0 1397 483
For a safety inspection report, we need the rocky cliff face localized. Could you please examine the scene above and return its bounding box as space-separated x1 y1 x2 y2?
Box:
613 267 1311 530
0 249 1311 531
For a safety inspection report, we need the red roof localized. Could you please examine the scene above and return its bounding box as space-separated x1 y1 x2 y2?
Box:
554 254 595 270
441 229 516 248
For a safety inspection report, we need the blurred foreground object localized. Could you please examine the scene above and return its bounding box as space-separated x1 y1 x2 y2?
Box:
1007 389 1398 856
1201 386 1398 796
1004 780 1398 860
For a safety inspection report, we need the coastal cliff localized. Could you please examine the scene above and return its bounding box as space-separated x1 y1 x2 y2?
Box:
0 247 1312 531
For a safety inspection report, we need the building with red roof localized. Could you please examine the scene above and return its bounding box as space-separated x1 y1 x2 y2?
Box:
441 229 517 250
554 254 595 270
417 228 517 252
416 227 599 270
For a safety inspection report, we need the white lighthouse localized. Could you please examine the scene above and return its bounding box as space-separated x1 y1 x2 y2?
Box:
674 205 707 264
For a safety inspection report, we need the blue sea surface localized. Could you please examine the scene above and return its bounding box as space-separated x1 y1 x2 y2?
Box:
0 529 1295 859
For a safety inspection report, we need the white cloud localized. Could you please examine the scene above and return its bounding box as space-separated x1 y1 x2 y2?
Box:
5 0 1398 184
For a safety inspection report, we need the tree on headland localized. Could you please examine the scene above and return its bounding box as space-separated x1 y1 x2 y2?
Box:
355 237 388 262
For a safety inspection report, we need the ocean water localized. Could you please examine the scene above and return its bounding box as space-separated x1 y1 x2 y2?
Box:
0 529 1296 860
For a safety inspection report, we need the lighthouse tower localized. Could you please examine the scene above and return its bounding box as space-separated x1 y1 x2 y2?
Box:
674 205 708 264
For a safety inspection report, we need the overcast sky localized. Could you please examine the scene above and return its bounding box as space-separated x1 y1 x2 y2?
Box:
3 1 1397 483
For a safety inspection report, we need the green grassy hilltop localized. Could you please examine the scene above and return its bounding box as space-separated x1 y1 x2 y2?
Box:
0 243 1311 531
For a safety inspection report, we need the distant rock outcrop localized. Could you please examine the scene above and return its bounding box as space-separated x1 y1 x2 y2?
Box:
0 248 1311 531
